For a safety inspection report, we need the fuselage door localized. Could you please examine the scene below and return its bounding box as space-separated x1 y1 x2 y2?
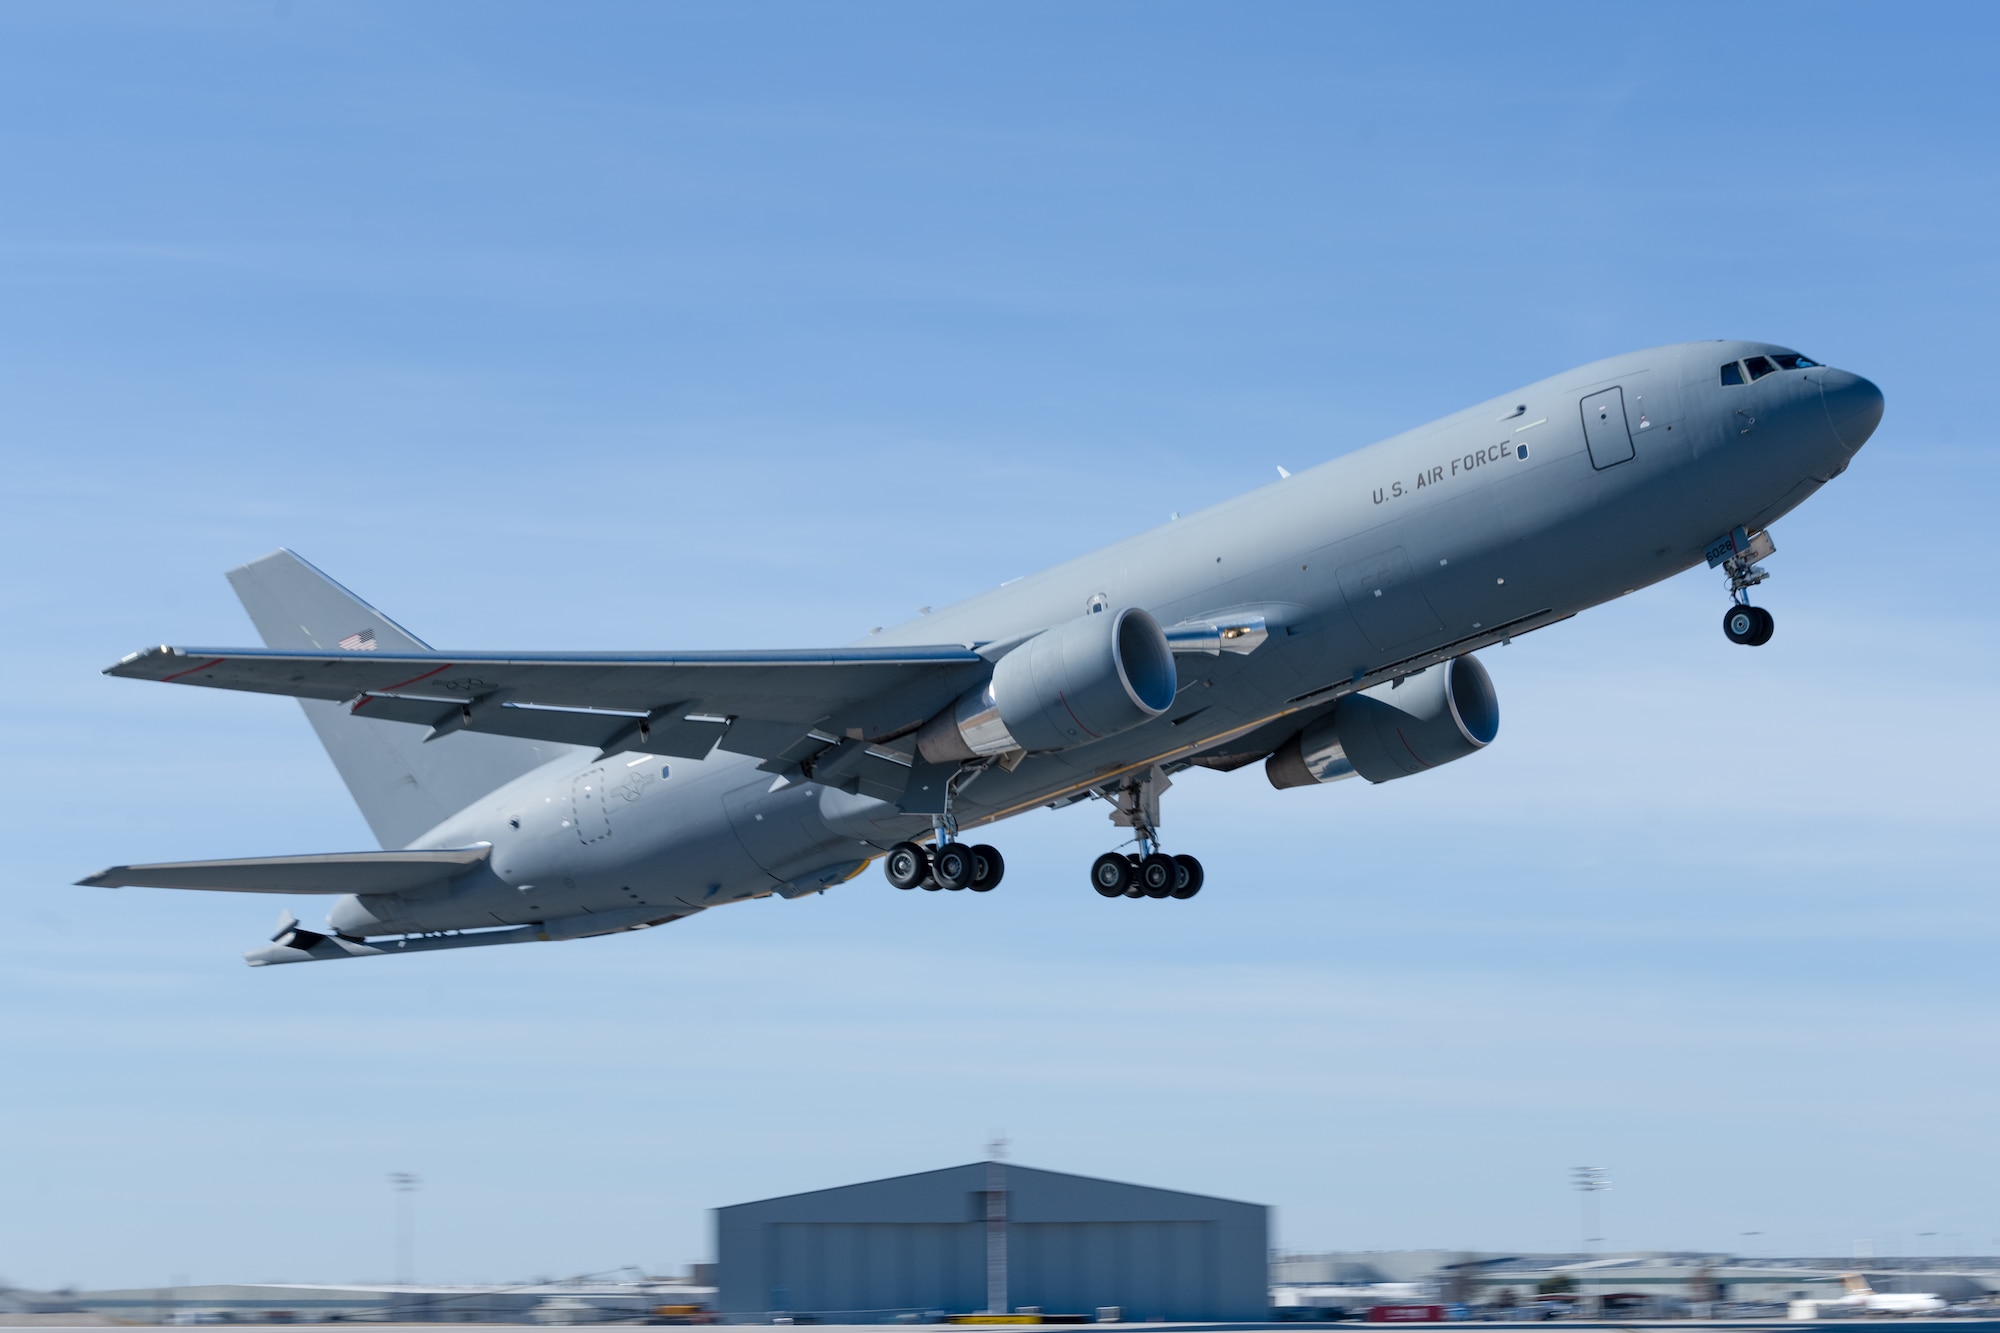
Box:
1580 386 1636 469
1336 546 1446 654
722 779 832 880
571 768 612 844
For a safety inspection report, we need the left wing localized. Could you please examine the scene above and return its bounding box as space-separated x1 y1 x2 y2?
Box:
105 643 992 792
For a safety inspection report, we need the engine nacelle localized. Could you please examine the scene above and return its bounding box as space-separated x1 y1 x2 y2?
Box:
917 607 1177 761
1266 653 1499 788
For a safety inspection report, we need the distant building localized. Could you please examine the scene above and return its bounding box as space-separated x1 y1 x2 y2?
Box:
715 1161 1269 1321
18 1278 714 1324
1272 1251 2000 1313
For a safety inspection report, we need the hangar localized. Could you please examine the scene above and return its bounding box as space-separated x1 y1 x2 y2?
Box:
715 1160 1269 1321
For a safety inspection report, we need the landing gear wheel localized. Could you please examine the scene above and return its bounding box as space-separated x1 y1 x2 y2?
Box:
1723 604 1774 646
1091 852 1133 898
1123 854 1146 897
884 841 929 890
1748 605 1775 645
968 844 1004 892
1170 854 1204 899
932 842 976 890
1138 853 1177 898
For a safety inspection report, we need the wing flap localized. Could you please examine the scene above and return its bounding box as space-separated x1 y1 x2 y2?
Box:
78 846 492 894
809 741 912 802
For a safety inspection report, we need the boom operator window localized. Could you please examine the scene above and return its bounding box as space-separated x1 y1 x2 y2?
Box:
1719 352 1819 385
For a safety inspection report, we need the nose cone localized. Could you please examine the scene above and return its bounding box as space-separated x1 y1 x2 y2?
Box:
1820 368 1885 451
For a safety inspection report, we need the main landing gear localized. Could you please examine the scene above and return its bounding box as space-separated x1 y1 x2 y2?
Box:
1089 767 1203 901
883 761 1006 893
884 839 1004 892
1091 850 1203 900
1713 525 1777 647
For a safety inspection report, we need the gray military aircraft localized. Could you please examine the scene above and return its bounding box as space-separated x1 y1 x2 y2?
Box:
83 341 1883 965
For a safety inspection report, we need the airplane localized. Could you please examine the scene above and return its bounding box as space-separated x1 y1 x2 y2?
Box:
80 340 1884 965
1271 1281 1427 1319
1829 1274 1948 1315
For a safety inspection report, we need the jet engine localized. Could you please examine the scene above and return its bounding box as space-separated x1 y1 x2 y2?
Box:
1266 654 1499 788
917 606 1177 761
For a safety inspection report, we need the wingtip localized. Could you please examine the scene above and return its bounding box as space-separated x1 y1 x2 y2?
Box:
103 645 175 677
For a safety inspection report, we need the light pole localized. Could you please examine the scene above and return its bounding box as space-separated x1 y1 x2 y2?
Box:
985 1138 1009 1316
1571 1168 1608 1255
390 1172 420 1288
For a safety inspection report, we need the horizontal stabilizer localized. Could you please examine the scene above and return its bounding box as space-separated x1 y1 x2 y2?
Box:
248 924 539 965
78 846 492 894
244 904 694 965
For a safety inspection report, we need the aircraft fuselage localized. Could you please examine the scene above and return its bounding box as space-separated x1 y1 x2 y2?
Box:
324 339 1881 943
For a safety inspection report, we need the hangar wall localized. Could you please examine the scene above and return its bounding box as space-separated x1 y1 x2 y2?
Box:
715 1162 1268 1321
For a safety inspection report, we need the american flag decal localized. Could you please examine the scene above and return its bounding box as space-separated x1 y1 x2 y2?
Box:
338 629 378 652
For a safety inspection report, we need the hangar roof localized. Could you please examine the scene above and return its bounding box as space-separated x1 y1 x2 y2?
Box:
716 1160 1265 1225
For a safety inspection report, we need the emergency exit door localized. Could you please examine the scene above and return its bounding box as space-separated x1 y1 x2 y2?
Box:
571 768 612 844
1580 386 1636 469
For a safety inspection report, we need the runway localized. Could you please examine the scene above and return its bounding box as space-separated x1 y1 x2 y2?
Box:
11 1323 2000 1332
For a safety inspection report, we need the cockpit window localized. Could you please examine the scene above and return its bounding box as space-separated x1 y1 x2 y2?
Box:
1720 361 1745 386
1743 355 1777 380
1770 353 1819 370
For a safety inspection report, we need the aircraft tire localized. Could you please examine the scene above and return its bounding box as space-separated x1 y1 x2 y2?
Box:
1170 854 1204 899
1748 606 1775 645
884 841 929 890
1723 605 1759 645
1090 852 1132 897
968 844 1004 891
1138 853 1177 898
933 841 976 890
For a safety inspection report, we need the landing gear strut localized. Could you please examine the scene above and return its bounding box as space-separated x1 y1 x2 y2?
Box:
1712 525 1777 647
883 761 1006 893
1089 767 1203 900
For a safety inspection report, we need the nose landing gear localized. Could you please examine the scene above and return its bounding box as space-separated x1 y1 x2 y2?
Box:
1722 604 1774 646
1709 525 1778 647
1088 768 1205 900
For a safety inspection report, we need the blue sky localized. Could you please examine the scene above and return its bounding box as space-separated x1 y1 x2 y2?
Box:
3 0 1998 1290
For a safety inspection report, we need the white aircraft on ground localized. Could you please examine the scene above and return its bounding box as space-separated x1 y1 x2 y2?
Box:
1829 1274 1948 1315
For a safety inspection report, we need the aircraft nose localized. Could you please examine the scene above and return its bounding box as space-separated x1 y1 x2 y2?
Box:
1819 368 1885 451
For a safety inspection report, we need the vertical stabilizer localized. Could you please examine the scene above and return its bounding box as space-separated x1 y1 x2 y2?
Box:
227 549 567 848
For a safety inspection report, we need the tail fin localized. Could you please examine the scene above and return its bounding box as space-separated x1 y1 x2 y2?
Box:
1843 1275 1874 1296
227 550 566 848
